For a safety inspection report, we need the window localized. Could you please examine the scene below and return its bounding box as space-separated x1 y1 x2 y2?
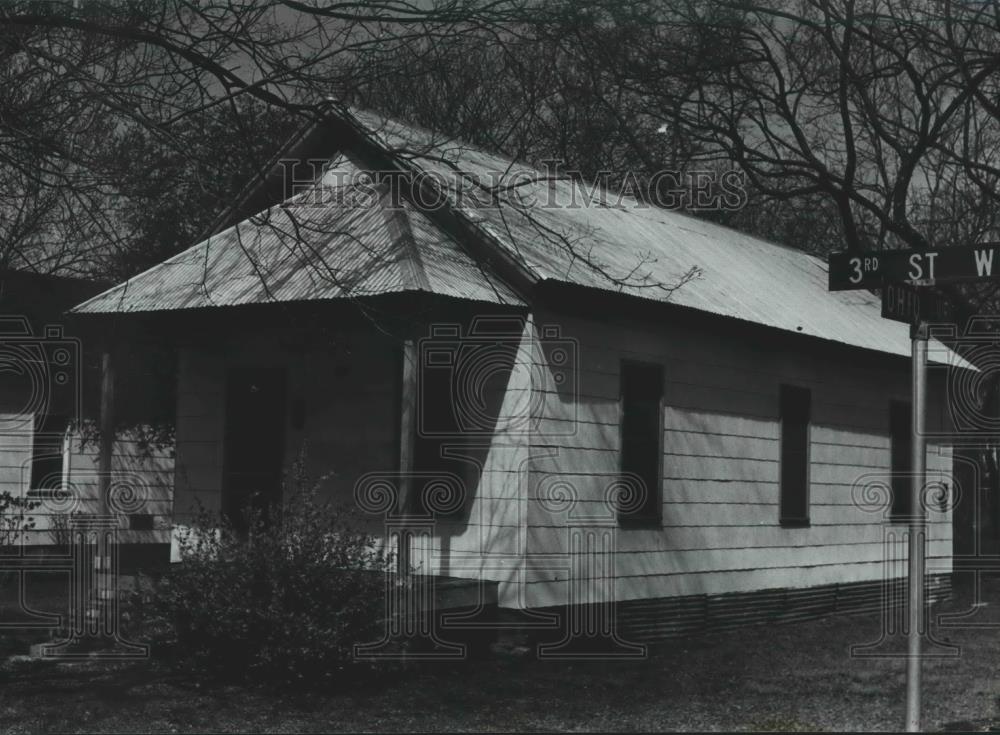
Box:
890 400 912 520
779 385 811 526
619 361 664 524
30 413 66 491
411 342 476 518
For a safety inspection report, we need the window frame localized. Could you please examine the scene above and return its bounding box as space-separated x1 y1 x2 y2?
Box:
617 359 665 527
779 384 811 528
28 413 69 494
410 338 480 519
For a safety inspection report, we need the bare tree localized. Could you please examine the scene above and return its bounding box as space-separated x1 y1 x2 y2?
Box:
5 0 1000 302
2 1 711 293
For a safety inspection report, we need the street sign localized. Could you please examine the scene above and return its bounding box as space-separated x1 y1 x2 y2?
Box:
826 243 987 732
881 282 956 326
828 242 1000 290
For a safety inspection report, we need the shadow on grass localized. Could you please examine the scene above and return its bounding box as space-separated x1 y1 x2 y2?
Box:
3 573 1000 732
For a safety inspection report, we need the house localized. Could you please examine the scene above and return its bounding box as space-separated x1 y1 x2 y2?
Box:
68 105 971 640
0 269 174 568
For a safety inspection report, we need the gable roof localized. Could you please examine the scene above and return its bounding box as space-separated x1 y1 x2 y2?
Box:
72 106 954 365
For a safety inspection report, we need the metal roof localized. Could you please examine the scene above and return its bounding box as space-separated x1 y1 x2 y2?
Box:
341 109 964 363
73 108 971 368
72 163 522 314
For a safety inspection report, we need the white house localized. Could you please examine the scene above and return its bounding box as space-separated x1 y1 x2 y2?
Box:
69 106 970 639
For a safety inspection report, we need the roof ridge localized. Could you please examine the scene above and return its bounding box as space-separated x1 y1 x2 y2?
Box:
343 105 825 261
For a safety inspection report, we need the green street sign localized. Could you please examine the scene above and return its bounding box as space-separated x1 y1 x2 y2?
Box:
880 282 956 326
828 243 1000 290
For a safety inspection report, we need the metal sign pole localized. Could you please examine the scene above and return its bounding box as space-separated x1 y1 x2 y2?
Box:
826 242 976 732
906 321 929 732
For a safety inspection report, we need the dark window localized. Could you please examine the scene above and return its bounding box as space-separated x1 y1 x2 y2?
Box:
619 362 664 524
412 343 478 518
30 413 66 491
222 368 286 534
779 385 811 526
890 400 912 520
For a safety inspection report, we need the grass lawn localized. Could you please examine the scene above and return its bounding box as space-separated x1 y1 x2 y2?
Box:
3 573 1000 732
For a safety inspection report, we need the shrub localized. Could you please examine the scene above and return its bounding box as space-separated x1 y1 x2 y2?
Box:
143 475 393 687
0 491 39 591
49 511 73 552
0 491 38 548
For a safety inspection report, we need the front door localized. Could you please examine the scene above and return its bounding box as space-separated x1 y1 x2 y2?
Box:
222 367 287 533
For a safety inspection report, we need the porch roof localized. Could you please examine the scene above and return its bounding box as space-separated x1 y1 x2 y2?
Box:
72 162 523 314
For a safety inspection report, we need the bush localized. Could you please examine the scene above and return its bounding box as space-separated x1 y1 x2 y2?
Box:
0 491 38 548
143 477 393 687
0 491 38 591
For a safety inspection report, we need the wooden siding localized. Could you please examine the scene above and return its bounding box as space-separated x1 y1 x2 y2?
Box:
171 314 534 604
408 315 533 606
1 420 173 547
521 309 954 609
168 305 958 615
0 412 34 500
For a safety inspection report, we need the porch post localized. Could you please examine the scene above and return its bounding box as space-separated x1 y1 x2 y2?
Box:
98 348 115 517
397 337 419 576
905 322 929 732
90 346 117 635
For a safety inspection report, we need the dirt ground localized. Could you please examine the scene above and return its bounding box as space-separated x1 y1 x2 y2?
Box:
3 571 1000 732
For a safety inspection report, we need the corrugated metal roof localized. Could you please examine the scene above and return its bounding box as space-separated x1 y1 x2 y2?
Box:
73 173 523 314
342 109 959 363
74 107 971 368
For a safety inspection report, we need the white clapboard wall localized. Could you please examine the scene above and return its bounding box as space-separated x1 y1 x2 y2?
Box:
0 418 173 547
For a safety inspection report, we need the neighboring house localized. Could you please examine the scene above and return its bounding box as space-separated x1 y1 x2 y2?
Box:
69 107 972 638
0 269 173 565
